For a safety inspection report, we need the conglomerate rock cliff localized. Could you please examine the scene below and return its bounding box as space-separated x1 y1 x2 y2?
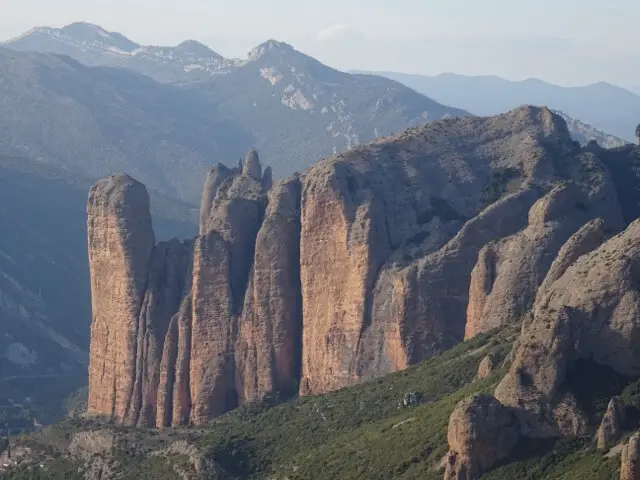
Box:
86 106 640 428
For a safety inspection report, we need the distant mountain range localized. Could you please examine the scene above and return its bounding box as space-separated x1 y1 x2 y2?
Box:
353 71 639 143
5 22 240 83
2 23 469 196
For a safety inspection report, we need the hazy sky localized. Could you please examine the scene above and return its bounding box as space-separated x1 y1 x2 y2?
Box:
2 0 639 87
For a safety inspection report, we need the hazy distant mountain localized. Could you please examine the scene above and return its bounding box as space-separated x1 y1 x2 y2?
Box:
354 71 640 142
3 25 469 186
552 111 627 149
0 47 253 204
187 40 468 171
5 22 239 83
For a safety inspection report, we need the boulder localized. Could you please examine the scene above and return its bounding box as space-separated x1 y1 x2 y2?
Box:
477 355 495 380
444 394 520 480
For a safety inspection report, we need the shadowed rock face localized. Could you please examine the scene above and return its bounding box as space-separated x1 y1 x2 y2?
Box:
494 219 640 435
87 107 640 427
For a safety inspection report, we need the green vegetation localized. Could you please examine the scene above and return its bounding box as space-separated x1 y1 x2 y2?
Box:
481 167 523 206
1 326 634 479
0 459 83 480
484 439 619 480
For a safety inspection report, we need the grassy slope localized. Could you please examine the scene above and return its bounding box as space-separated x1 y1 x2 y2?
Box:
2 326 629 480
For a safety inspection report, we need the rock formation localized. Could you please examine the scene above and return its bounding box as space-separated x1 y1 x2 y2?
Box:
494 219 640 435
621 433 640 480
444 395 520 479
86 106 640 429
596 397 626 451
86 174 155 423
476 355 495 380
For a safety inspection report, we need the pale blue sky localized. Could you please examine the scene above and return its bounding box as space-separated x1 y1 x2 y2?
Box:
1 0 639 87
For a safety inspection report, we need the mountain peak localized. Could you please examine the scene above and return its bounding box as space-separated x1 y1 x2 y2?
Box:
175 39 222 58
247 39 295 61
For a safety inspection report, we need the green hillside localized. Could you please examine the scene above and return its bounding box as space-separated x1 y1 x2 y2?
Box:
1 325 628 480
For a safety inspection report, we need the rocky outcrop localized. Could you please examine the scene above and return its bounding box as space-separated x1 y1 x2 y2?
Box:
494 219 640 436
243 148 262 181
87 174 155 423
199 164 234 235
597 397 627 451
87 107 640 429
621 433 640 480
444 395 520 480
235 178 302 403
299 106 582 394
477 355 495 380
465 164 623 339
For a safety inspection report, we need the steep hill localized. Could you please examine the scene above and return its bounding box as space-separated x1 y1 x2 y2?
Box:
356 71 640 142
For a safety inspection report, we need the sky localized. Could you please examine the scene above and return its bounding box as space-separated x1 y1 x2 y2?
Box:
1 0 639 88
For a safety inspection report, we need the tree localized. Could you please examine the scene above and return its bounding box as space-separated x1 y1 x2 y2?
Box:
636 124 640 145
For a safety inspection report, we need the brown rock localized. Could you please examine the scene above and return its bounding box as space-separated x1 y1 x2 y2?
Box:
465 177 622 339
189 167 266 424
621 433 640 480
242 148 262 181
597 397 627 451
466 244 498 339
157 294 193 427
87 108 639 428
495 219 640 436
132 239 191 427
199 164 233 235
189 231 237 423
300 106 575 395
87 174 155 423
538 217 609 293
261 166 273 191
477 355 495 380
235 178 303 403
204 173 265 309
444 394 520 480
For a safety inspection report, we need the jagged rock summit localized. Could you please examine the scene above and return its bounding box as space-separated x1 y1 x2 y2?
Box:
86 107 640 430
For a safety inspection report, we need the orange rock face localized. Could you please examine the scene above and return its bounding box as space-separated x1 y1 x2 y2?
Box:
86 174 155 423
87 107 637 428
235 178 302 403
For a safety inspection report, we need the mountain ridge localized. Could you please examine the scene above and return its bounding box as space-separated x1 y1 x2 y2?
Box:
354 70 640 142
81 106 640 432
5 107 640 479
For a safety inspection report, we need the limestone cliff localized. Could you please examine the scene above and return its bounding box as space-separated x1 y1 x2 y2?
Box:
87 107 640 429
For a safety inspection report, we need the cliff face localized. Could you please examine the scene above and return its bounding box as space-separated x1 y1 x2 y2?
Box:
86 174 155 423
87 106 640 427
